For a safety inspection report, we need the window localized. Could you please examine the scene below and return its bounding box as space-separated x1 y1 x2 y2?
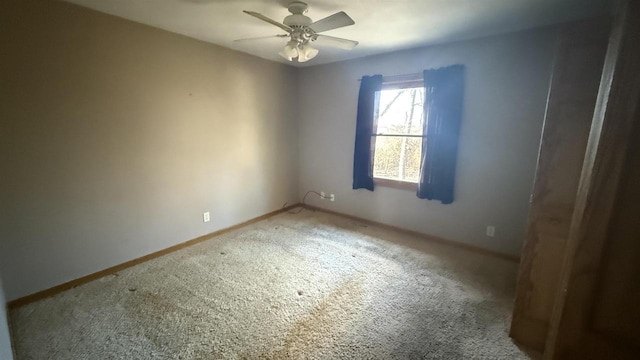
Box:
353 66 464 202
372 80 425 189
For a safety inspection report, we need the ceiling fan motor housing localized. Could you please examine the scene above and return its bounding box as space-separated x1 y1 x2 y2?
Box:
284 14 312 27
283 1 316 45
284 2 312 27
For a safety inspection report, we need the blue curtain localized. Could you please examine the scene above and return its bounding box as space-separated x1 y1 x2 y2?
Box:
417 65 465 204
352 75 383 191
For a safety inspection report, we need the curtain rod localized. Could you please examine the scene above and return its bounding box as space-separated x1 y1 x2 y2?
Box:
357 72 423 82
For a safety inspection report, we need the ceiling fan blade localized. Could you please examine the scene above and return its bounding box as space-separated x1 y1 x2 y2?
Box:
242 10 292 32
314 34 359 50
308 11 355 33
233 34 289 43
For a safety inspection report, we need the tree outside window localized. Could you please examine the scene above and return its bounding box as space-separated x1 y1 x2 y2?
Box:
372 86 425 185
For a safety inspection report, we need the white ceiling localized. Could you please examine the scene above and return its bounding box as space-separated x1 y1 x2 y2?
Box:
63 0 611 67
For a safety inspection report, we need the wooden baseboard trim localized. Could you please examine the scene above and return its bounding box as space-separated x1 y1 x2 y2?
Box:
7 204 301 309
304 205 521 263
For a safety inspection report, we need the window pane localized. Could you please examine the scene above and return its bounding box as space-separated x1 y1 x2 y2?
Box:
376 87 424 136
373 136 423 183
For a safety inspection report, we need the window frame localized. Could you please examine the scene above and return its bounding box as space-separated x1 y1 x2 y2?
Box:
371 77 425 191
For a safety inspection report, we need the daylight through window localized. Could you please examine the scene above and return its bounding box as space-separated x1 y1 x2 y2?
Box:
372 85 425 184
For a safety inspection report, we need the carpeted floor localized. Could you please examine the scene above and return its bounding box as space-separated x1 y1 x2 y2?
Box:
10 209 532 359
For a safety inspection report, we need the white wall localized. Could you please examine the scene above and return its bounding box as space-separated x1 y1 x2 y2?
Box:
0 0 299 301
298 28 558 257
0 276 13 360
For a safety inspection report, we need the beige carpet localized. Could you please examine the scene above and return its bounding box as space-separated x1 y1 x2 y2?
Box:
10 209 531 359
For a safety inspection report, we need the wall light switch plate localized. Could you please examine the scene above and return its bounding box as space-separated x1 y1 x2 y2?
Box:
203 212 210 223
486 226 495 237
330 194 335 202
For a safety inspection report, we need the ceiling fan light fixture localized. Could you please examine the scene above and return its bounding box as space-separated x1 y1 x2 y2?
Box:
278 51 293 61
297 43 319 62
280 40 299 61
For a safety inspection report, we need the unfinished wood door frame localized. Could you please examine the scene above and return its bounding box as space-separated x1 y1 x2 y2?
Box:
510 18 610 351
544 0 640 358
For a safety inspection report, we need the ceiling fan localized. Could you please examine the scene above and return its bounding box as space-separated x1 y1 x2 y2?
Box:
235 1 358 63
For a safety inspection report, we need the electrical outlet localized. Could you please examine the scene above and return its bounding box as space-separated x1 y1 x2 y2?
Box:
320 191 325 199
330 194 335 202
486 226 495 237
203 212 210 223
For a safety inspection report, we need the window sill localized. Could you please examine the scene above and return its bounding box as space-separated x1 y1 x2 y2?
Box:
374 178 418 191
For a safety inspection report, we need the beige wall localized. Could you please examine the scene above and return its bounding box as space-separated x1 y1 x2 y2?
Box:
0 0 560 303
0 0 299 301
297 28 558 257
